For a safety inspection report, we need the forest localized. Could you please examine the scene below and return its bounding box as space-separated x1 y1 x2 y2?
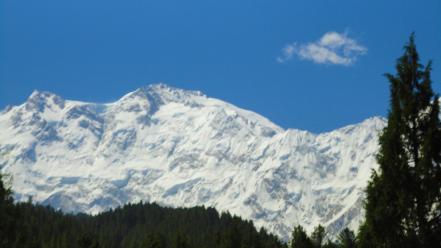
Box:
0 177 284 248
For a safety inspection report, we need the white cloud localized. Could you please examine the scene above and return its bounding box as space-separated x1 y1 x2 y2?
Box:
277 31 367 66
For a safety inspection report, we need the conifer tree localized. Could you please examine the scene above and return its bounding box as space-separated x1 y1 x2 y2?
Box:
337 228 356 248
290 225 313 248
311 225 325 248
0 173 17 247
321 240 338 248
141 232 166 248
359 34 441 247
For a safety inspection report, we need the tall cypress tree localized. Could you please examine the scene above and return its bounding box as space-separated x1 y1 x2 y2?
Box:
358 34 441 247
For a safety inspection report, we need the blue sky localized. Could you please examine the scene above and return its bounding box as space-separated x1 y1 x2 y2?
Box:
1 0 440 132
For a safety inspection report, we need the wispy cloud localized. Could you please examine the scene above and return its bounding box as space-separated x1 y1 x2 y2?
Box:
277 31 367 66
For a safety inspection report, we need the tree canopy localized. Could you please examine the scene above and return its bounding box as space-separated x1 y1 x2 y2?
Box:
358 33 441 247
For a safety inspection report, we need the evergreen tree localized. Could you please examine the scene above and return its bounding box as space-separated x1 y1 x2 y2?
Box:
359 34 441 247
140 232 165 248
290 225 313 248
321 240 338 248
310 225 325 248
78 233 100 248
171 232 191 248
0 173 17 247
336 228 356 248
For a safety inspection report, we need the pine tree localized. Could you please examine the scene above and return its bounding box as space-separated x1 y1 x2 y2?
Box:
141 232 166 248
171 232 191 248
337 228 356 248
311 225 325 248
358 34 441 247
321 240 338 248
0 172 17 247
290 225 313 248
78 233 100 248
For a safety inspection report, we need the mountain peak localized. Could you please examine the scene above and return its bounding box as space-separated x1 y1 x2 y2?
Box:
141 83 204 100
115 83 206 113
145 82 177 92
28 90 55 101
25 90 65 112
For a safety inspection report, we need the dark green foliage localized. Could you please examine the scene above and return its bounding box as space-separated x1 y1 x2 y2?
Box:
310 225 325 248
78 233 100 248
0 173 284 248
287 225 356 248
290 225 313 248
171 232 190 248
336 228 356 248
358 34 441 247
321 241 338 248
141 232 166 248
8 202 284 248
0 173 17 247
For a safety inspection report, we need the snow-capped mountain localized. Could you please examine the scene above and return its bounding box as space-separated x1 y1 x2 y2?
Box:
0 84 385 240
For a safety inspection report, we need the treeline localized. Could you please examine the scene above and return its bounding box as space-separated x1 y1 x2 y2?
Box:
288 225 356 248
0 172 362 248
0 178 284 248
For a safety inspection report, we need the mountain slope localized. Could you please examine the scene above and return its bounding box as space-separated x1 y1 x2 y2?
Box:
0 84 385 240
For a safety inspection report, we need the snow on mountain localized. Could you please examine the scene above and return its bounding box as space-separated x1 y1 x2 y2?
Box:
0 83 385 240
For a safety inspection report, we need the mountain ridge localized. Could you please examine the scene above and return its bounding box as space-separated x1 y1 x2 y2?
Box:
0 83 385 240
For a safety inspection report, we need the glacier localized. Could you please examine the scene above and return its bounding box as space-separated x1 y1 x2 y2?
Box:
0 83 385 240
